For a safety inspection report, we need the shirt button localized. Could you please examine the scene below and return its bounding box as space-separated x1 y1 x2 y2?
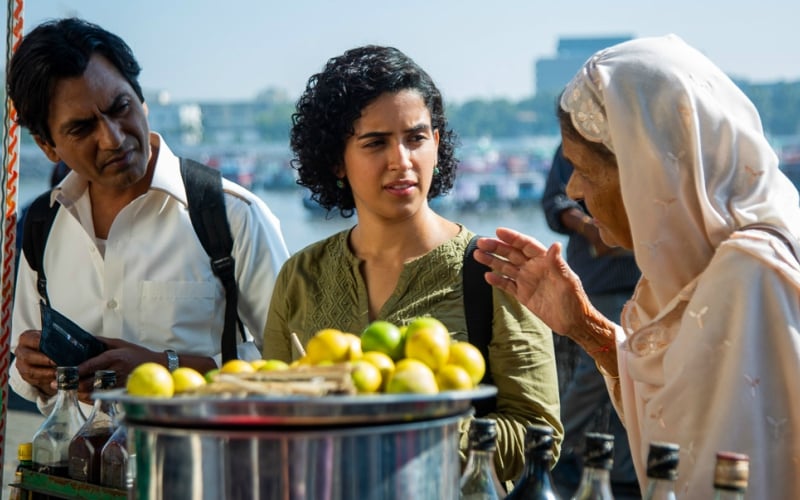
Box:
107 299 118 310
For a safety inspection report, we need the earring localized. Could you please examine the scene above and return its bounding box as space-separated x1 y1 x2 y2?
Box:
336 179 345 189
433 166 440 176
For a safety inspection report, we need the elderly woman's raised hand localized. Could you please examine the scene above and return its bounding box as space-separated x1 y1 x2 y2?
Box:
474 227 598 340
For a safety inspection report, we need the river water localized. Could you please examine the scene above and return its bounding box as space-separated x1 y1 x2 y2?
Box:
17 177 565 255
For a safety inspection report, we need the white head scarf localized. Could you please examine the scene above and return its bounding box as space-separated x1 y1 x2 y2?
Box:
560 34 800 318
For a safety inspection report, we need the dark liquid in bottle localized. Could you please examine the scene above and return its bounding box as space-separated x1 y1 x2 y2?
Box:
101 438 129 489
68 431 113 484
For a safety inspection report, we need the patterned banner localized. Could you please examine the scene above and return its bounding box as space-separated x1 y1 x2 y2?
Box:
1 0 23 481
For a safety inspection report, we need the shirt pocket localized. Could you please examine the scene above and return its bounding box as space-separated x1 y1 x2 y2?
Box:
139 281 217 351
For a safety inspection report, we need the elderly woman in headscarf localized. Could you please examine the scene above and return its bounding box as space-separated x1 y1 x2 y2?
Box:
474 34 800 498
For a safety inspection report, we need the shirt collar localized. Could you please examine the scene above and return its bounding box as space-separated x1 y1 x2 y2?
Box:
50 132 189 208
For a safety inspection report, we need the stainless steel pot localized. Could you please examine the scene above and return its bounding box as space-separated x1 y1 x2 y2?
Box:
103 386 496 500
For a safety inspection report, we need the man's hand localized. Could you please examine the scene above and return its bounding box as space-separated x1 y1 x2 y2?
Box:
582 220 616 257
75 338 162 402
14 330 57 398
73 339 216 402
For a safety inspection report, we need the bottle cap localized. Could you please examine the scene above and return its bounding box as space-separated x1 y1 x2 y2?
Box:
713 451 749 492
468 418 498 452
523 424 554 458
646 441 680 480
18 442 32 461
94 369 117 390
56 366 80 389
583 432 614 470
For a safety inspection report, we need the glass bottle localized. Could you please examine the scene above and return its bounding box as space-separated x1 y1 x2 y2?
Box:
505 424 562 499
100 423 130 490
460 418 506 499
68 370 119 484
10 442 33 500
32 366 87 478
712 452 749 500
571 432 615 500
642 442 679 500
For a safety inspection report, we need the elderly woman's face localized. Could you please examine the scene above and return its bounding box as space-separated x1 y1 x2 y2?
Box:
562 136 633 250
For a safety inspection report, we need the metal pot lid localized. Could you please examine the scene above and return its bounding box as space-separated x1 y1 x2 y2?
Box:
97 385 497 428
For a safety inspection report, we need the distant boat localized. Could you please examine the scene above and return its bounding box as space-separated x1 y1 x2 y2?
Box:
301 169 547 214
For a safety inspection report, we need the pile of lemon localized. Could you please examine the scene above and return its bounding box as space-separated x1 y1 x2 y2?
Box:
300 316 485 395
126 316 485 397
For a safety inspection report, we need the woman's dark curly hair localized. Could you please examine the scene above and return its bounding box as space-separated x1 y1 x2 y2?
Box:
290 45 458 218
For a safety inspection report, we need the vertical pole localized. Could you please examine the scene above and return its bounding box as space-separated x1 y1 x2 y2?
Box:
1 0 23 480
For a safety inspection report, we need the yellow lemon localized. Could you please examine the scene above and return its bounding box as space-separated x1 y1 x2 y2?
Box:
306 328 351 364
127 362 174 398
361 351 395 392
404 317 451 371
257 359 290 372
350 360 382 393
290 355 312 368
220 359 256 374
343 333 363 361
249 359 269 370
447 341 486 385
360 320 405 361
385 358 438 395
171 367 207 394
435 364 474 391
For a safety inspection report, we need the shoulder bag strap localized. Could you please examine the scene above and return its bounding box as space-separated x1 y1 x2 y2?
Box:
463 235 497 416
21 191 60 305
180 158 243 363
740 223 800 263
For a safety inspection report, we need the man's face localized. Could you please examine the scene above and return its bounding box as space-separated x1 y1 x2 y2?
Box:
36 54 151 191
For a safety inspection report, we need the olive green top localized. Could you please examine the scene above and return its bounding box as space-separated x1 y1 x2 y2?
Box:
263 225 562 481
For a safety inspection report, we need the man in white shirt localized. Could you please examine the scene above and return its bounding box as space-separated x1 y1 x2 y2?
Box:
7 17 290 414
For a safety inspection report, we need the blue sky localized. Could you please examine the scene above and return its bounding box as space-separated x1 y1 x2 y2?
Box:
5 0 799 103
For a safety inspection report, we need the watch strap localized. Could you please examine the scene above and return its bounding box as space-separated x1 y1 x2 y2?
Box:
164 349 179 371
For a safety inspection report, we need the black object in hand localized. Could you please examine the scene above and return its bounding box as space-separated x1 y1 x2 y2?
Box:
39 301 106 366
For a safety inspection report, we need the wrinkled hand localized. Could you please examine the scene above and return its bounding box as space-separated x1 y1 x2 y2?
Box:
474 227 594 338
73 337 161 402
14 330 57 398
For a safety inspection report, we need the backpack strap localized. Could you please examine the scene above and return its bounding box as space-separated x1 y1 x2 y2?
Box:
21 191 60 306
463 234 497 417
180 158 243 363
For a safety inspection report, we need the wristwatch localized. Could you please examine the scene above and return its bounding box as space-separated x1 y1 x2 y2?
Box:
164 349 179 372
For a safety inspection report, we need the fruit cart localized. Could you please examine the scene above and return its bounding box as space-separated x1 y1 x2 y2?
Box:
96 385 496 499
11 470 127 499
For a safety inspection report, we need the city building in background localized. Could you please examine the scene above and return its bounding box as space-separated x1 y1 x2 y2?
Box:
533 35 633 95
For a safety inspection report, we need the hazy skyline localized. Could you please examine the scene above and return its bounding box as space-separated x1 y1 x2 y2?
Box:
4 1 799 103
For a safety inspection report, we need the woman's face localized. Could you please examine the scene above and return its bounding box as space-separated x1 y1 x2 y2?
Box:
341 90 439 222
562 135 633 249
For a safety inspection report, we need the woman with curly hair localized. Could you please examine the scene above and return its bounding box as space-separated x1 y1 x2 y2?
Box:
263 45 562 483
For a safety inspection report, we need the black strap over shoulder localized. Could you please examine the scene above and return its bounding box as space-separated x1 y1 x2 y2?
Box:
22 160 243 364
180 158 244 363
21 191 60 305
463 235 497 417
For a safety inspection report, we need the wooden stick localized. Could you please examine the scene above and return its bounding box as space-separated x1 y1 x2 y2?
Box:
290 332 306 357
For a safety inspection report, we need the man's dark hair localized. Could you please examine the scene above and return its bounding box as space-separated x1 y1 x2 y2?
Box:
6 17 144 145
